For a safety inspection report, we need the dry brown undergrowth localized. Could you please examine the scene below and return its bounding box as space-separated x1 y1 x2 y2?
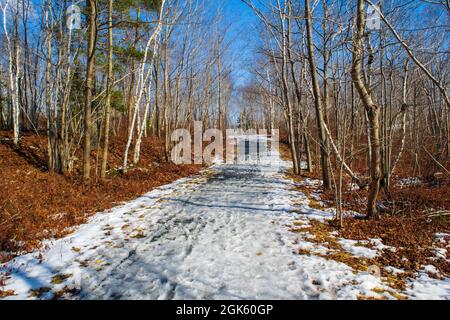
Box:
0 131 202 261
287 167 449 279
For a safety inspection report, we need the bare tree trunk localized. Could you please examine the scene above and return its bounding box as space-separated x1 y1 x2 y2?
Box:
163 40 170 162
134 41 159 165
277 2 299 175
12 5 20 145
266 70 275 133
83 0 98 183
101 0 113 180
287 3 303 174
154 62 161 137
217 30 224 134
126 2 141 139
58 3 78 174
390 60 410 183
305 0 331 189
45 5 53 170
352 0 382 218
1 1 20 145
123 0 166 171
0 66 4 129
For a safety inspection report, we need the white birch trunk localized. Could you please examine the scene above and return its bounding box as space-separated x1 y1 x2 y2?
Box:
123 0 166 173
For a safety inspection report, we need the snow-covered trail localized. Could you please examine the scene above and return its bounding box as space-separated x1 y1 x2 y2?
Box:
2 143 448 300
79 163 309 300
0 157 374 300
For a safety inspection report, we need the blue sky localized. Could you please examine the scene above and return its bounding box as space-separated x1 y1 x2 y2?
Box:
214 0 261 88
208 0 262 120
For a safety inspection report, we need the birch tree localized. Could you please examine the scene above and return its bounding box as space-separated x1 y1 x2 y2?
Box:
123 0 166 173
1 0 20 145
100 0 114 179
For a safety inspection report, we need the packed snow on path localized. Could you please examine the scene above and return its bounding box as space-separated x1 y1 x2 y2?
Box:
1 138 449 300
